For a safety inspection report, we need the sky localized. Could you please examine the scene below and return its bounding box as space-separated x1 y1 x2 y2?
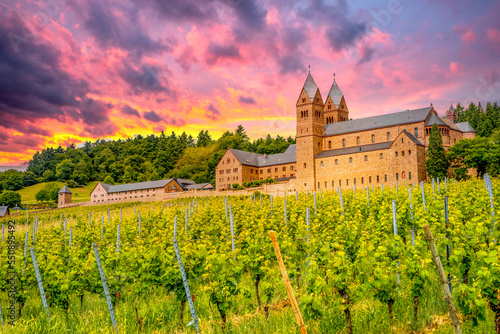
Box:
1 0 499 165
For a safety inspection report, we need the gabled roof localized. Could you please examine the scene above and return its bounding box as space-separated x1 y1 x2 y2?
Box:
316 142 393 159
229 145 297 167
324 107 432 136
0 206 9 217
425 113 447 126
441 117 462 131
401 130 425 146
327 79 343 107
456 121 476 133
303 72 319 99
101 179 175 194
177 179 196 186
58 185 72 194
184 183 214 190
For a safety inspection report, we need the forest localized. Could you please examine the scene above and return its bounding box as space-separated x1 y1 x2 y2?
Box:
0 125 295 196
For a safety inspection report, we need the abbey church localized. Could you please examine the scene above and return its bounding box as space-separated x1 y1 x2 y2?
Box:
215 71 476 192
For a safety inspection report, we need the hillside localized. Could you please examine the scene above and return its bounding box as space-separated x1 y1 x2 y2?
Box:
17 181 99 204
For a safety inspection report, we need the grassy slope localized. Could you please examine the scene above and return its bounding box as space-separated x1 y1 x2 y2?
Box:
16 181 100 204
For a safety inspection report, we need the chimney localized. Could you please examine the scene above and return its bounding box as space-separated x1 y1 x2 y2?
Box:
264 153 268 158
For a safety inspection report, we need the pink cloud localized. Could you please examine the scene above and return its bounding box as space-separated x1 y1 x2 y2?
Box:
487 28 500 43
454 25 476 43
450 62 462 73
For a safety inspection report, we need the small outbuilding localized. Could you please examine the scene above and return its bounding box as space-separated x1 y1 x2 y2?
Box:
0 206 10 218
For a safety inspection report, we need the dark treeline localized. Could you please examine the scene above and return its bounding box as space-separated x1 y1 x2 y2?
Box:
0 125 295 195
454 101 500 137
448 101 500 178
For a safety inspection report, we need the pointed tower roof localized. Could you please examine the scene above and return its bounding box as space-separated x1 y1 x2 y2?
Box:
58 185 72 194
327 77 343 107
448 104 455 112
303 72 319 99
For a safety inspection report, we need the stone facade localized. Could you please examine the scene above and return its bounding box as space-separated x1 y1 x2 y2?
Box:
215 71 477 192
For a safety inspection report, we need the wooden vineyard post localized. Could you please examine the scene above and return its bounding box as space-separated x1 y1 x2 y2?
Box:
30 247 50 321
422 224 462 334
269 230 307 334
93 243 118 333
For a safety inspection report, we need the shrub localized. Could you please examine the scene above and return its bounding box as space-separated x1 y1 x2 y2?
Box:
265 177 274 184
0 191 22 207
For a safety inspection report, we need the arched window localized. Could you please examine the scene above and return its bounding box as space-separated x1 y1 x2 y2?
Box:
402 171 406 179
409 150 412 156
361 177 364 184
396 173 399 180
372 134 375 143
402 138 404 143
227 158 230 163
357 136 360 145
380 153 383 159
387 132 391 141
304 163 306 168
321 161 324 167
328 104 331 110
409 172 412 179
332 180 334 187
349 157 353 163
335 159 338 165
328 141 332 149
454 139 456 144
396 152 399 157
342 139 346 147
415 128 418 137
402 151 405 157
325 181 327 188
364 155 368 161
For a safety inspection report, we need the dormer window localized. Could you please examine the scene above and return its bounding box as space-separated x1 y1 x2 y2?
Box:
302 98 306 103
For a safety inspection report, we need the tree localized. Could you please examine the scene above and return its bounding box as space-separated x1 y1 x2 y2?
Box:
103 175 115 185
0 191 21 207
56 159 75 181
22 172 38 187
197 130 213 147
235 125 249 140
36 183 61 202
3 174 24 191
43 170 56 182
425 123 449 179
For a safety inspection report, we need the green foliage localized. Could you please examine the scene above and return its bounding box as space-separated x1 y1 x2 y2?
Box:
22 171 38 187
35 183 61 202
0 190 21 207
3 173 24 190
56 159 75 181
265 177 274 184
456 102 500 137
43 170 56 182
425 124 449 179
448 130 500 178
103 175 115 185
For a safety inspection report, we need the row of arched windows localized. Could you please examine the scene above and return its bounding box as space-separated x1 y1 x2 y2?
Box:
325 128 422 150
425 127 450 135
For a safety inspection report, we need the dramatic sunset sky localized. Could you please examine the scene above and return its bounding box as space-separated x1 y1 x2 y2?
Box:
1 0 499 165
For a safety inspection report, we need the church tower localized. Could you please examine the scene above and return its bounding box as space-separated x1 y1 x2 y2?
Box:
296 69 324 191
445 104 456 123
324 74 349 124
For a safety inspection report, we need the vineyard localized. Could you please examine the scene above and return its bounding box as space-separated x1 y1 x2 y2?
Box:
0 177 499 334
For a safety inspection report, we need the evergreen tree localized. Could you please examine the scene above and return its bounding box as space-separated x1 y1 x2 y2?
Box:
425 123 450 179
